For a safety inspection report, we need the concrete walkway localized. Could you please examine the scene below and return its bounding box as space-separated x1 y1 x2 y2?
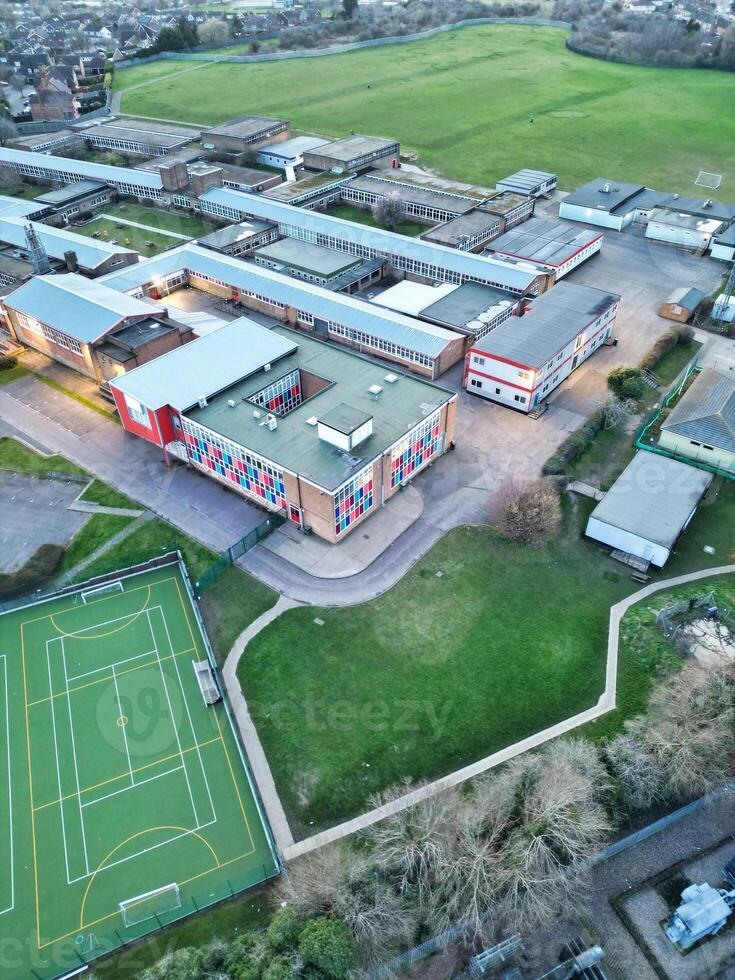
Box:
223 563 735 862
221 596 303 853
568 480 604 501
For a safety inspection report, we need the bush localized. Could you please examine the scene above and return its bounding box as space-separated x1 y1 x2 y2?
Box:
639 331 678 373
541 409 604 475
677 324 695 345
0 355 17 370
0 543 64 599
608 366 646 401
498 478 562 544
298 917 354 979
266 907 303 954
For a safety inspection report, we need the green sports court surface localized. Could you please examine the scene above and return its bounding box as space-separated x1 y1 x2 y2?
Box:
0 561 278 979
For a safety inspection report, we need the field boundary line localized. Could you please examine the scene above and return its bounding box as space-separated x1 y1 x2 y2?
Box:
61 638 91 877
45 638 73 884
0 655 14 915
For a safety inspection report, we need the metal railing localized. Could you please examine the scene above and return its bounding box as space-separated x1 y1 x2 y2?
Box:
193 512 285 596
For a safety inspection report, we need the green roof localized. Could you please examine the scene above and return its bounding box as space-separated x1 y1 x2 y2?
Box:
186 327 454 491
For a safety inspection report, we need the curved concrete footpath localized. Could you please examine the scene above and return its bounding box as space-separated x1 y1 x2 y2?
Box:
223 563 735 862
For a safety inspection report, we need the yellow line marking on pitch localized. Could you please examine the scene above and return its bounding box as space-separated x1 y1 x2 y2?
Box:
33 736 223 812
50 586 152 638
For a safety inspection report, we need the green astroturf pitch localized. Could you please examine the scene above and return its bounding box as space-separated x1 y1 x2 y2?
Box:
0 562 278 979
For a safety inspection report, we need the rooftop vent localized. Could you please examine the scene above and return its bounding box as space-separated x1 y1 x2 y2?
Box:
197 395 207 409
227 399 236 408
263 362 272 372
703 199 713 209
384 373 398 384
368 384 383 400
266 413 278 431
602 182 611 193
253 409 262 418
306 416 319 426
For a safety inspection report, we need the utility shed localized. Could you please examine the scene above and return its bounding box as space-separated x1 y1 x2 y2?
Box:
659 286 706 322
585 452 712 567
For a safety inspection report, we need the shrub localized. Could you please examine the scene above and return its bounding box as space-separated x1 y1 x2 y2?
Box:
608 366 646 401
266 906 303 954
639 331 678 373
0 354 17 370
299 917 354 979
0 543 64 599
541 408 604 475
498 478 562 544
677 324 695 345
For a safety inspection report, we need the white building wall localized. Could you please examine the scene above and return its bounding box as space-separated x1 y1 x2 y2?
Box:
645 220 713 250
658 431 735 473
559 201 629 231
711 241 735 262
585 517 670 567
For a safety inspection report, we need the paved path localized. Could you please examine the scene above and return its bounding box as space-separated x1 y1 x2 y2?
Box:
110 62 213 113
222 563 735 861
568 480 604 501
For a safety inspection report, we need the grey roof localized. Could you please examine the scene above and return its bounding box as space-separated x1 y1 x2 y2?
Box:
4 273 165 343
473 282 620 368
76 118 199 148
35 179 108 206
496 169 556 192
220 164 281 188
258 136 328 159
319 402 372 435
661 369 735 454
197 220 276 250
588 451 712 549
658 194 735 223
0 147 163 191
0 194 47 220
206 115 287 140
9 128 76 148
100 243 458 359
487 217 602 268
255 237 361 277
420 210 503 248
110 317 298 411
663 286 706 310
562 178 668 216
716 224 735 246
0 217 137 271
304 134 398 163
198 187 541 293
421 281 518 333
480 192 533 217
187 326 454 491
648 209 725 233
263 172 349 203
345 174 478 214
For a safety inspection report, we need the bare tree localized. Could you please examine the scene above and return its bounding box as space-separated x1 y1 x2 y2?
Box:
199 18 229 44
600 395 635 431
498 478 562 544
603 732 666 816
372 191 403 231
0 118 18 147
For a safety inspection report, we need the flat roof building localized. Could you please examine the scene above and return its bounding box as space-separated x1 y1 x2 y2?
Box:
73 118 201 157
559 178 669 231
302 135 400 173
253 237 384 292
585 452 712 567
100 242 465 378
262 172 348 208
645 208 726 251
203 116 290 154
420 210 505 252
485 217 603 280
496 169 557 198
2 273 191 382
110 318 457 542
465 282 620 413
256 136 329 170
9 128 80 154
196 187 547 295
0 193 49 222
197 219 279 257
34 179 114 222
0 216 138 277
420 281 520 341
712 223 735 263
659 368 735 474
341 172 479 225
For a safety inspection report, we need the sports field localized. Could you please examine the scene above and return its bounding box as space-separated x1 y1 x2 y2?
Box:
114 25 735 193
0 561 278 979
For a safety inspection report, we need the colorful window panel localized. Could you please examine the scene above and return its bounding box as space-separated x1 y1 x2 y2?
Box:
251 370 302 416
390 412 443 489
180 417 287 509
334 465 374 536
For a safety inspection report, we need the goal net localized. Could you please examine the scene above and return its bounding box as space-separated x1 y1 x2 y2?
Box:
193 659 221 706
695 171 722 190
119 882 181 927
81 580 123 604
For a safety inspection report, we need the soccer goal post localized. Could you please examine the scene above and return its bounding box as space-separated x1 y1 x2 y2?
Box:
119 882 181 928
81 579 123 604
695 171 722 190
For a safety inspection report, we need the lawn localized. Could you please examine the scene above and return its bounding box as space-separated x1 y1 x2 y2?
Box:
241 504 639 837
0 435 87 477
104 202 215 238
654 339 703 385
0 366 29 386
328 202 426 237
80 478 141 511
115 25 735 192
76 517 278 661
0 183 47 200
73 216 182 256
56 513 136 576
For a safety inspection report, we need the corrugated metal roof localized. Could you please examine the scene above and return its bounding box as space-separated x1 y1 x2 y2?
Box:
497 169 555 192
110 317 298 411
0 147 163 189
473 282 619 368
0 194 46 219
663 286 706 310
4 273 165 342
197 187 540 293
100 243 458 358
488 217 601 268
662 368 735 454
588 451 712 549
0 217 137 271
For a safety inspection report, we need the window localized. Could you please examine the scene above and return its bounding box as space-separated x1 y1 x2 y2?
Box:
470 378 482 388
251 369 302 416
125 396 150 428
334 465 374 536
514 394 527 404
474 355 485 366
518 370 531 381
390 412 443 489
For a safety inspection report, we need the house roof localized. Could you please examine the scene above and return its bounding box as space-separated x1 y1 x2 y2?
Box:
472 282 619 369
588 451 712 549
0 147 163 191
663 286 706 310
110 317 298 411
0 217 136 272
99 243 458 359
662 369 735 454
4 273 165 343
198 187 542 294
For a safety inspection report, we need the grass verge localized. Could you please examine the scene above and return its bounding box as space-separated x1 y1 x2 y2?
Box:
80 479 141 511
0 436 87 477
56 514 136 577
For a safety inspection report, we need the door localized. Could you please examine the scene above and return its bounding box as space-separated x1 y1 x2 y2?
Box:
289 505 302 527
572 354 579 370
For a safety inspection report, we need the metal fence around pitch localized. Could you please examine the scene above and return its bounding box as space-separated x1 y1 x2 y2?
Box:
193 511 285 596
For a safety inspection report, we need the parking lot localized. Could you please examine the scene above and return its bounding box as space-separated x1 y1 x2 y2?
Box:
0 471 87 572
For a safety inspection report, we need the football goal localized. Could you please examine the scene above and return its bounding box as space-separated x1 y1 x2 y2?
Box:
695 171 722 190
119 882 181 928
81 580 124 604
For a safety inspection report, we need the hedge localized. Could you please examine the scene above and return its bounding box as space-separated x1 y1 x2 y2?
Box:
639 324 694 373
542 408 605 476
0 543 64 599
0 355 17 371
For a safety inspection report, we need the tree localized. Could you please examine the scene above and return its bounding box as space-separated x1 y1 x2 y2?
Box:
299 917 354 979
342 0 359 17
230 13 244 37
0 117 18 147
372 191 403 231
498 478 562 544
603 732 667 817
199 18 229 44
599 394 634 431
266 906 304 954
140 947 203 980
607 365 646 401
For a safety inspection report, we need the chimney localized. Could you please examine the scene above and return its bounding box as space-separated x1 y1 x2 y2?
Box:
64 250 78 273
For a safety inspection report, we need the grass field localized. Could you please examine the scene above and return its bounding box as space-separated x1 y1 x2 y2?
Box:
115 25 735 192
73 218 183 257
0 561 277 979
103 203 215 239
328 203 426 237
